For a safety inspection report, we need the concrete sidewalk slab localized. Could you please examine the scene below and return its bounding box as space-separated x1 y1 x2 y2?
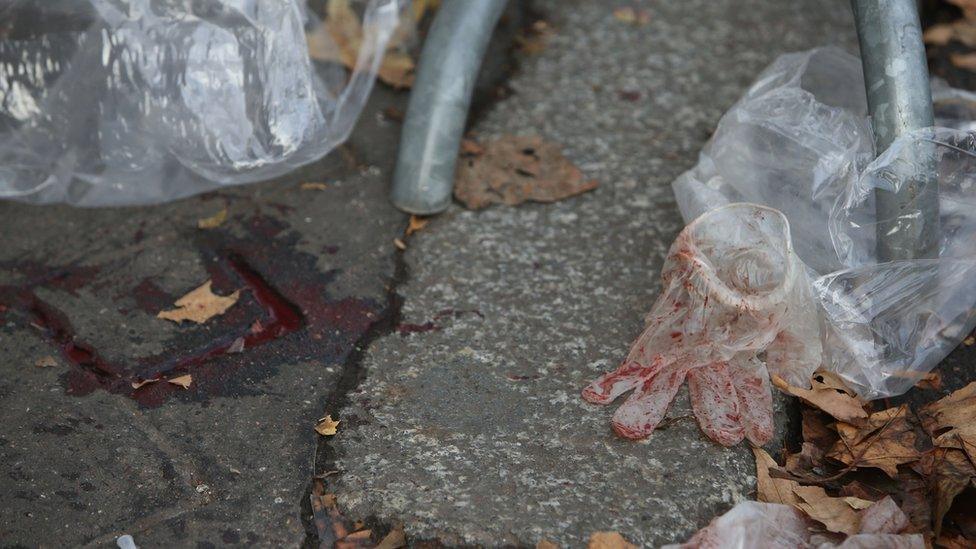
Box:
328 0 858 546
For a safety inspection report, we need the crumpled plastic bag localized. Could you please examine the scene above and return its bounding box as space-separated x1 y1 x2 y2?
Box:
0 0 402 206
672 47 976 400
663 500 924 549
583 204 821 446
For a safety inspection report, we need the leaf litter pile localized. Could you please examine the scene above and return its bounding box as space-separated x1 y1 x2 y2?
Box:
675 373 976 548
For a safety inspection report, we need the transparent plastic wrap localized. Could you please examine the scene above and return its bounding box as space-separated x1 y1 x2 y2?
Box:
672 47 976 400
0 0 402 206
583 204 821 445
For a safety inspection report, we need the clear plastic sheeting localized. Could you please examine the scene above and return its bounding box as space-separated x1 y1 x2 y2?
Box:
672 47 976 399
663 500 924 549
0 0 402 206
583 204 821 446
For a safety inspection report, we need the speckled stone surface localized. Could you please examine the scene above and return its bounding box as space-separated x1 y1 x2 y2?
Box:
331 0 858 546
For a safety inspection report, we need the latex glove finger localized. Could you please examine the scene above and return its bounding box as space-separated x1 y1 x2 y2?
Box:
687 362 745 447
728 355 774 446
610 367 688 439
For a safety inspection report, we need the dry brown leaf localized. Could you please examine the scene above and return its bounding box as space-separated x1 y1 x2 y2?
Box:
915 371 942 391
784 442 825 476
197 208 227 229
772 374 868 423
925 23 957 46
586 531 636 549
307 0 416 88
157 280 240 324
375 525 406 549
301 182 330 191
454 135 599 210
921 381 976 453
168 374 192 389
131 378 158 389
393 238 407 251
34 355 58 368
612 7 650 25
951 52 976 72
812 370 858 397
792 485 871 535
754 447 800 505
922 447 976 537
405 215 429 236
802 407 838 449
316 415 340 436
536 540 560 549
460 138 485 155
827 405 922 478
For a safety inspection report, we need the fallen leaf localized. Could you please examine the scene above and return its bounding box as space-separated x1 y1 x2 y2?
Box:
921 447 976 537
924 23 957 46
197 208 227 229
308 0 417 88
964 335 975 346
915 371 942 391
393 238 407 251
310 481 374 547
920 381 976 453
157 280 240 324
516 20 551 55
454 135 599 210
802 407 838 449
405 215 429 236
754 447 801 506
827 405 922 478
792 485 871 535
301 182 330 191
612 7 650 25
131 378 159 389
784 442 825 477
812 370 858 397
586 531 636 549
460 138 485 155
375 525 406 549
34 355 58 368
772 374 868 423
382 106 404 122
536 540 559 549
951 52 976 72
168 374 192 389
316 415 340 436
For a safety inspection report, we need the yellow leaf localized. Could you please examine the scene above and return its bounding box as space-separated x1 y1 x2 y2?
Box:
197 208 227 229
157 280 240 324
316 415 340 436
587 532 636 549
168 374 192 389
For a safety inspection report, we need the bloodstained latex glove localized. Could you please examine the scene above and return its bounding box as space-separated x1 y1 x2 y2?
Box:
582 204 822 446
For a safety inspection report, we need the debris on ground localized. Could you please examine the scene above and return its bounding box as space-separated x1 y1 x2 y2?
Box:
612 7 650 26
454 135 598 210
315 415 341 436
168 374 193 389
197 208 228 229
307 0 437 89
405 215 429 236
665 500 924 548
156 280 241 324
33 356 57 368
749 380 976 546
516 20 553 55
586 531 638 549
301 182 331 191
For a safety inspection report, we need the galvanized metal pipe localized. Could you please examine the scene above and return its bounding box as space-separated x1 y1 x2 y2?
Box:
851 0 939 261
390 0 508 215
